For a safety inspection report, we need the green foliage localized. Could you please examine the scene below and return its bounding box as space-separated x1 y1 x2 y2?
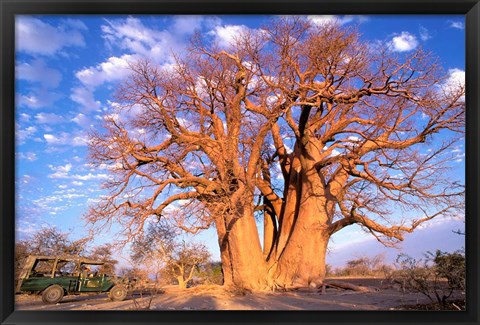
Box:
200 261 224 285
431 250 465 291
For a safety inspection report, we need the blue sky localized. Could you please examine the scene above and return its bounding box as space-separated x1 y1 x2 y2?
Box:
15 15 465 267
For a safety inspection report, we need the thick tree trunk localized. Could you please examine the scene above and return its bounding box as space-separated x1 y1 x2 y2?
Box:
271 155 333 288
263 200 277 259
177 276 186 289
273 203 330 287
215 200 268 290
269 157 301 262
214 216 234 287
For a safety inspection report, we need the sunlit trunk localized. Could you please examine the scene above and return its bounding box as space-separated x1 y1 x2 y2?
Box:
214 215 234 287
262 200 277 259
271 151 332 287
177 276 186 289
270 165 300 262
216 197 268 290
273 200 330 287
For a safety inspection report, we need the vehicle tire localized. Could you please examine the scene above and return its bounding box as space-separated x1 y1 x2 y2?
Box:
41 285 64 304
108 284 128 301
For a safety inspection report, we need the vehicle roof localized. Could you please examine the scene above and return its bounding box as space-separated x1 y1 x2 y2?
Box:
27 255 105 265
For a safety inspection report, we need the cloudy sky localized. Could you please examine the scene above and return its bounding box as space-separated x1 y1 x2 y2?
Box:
15 15 465 266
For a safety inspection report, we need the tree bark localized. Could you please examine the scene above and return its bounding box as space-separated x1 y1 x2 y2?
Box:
325 280 375 292
270 154 301 262
273 201 330 287
215 200 268 290
263 200 277 260
271 153 332 287
177 276 186 289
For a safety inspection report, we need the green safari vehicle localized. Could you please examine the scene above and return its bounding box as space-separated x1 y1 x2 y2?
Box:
16 255 129 304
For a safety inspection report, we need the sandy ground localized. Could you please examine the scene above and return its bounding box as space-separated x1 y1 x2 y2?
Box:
14 277 462 311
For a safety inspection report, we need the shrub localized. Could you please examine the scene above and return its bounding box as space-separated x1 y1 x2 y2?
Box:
389 250 465 308
334 254 388 277
432 250 465 291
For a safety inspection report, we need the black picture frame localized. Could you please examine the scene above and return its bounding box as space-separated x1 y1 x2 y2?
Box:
1 1 478 324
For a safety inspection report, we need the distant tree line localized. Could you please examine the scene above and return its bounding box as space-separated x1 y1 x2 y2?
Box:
15 226 219 289
15 227 117 278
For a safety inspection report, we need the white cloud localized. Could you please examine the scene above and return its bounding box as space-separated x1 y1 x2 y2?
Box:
101 16 180 64
439 68 465 100
16 125 37 144
16 151 38 161
35 112 65 124
16 220 43 236
16 16 86 56
419 26 431 41
75 16 218 117
308 15 369 26
48 163 108 181
208 24 248 48
61 18 88 31
73 55 133 116
72 173 109 181
70 87 101 113
48 163 73 178
389 32 418 52
60 164 73 172
19 113 31 122
171 16 207 36
71 135 89 146
284 143 293 154
449 21 464 30
16 59 62 88
44 132 88 147
17 89 61 109
76 55 133 88
71 113 93 129
43 134 61 144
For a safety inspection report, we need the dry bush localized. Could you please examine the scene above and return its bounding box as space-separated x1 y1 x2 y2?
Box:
388 250 465 309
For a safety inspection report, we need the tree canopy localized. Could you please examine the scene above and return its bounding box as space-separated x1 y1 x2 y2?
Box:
86 17 465 290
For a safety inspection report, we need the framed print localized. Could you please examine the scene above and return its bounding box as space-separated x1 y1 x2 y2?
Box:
1 0 479 324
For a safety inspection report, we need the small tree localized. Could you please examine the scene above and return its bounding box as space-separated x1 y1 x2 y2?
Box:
14 228 123 278
336 254 387 276
29 227 88 257
166 241 211 288
15 239 31 281
202 261 224 285
118 266 150 281
131 222 211 289
15 227 90 276
432 250 465 292
88 244 118 275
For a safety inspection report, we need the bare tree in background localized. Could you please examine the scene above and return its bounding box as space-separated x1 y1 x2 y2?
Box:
87 17 465 290
28 228 89 257
130 222 211 289
15 227 91 277
88 244 118 275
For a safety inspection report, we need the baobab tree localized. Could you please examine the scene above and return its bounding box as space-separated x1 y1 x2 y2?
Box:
86 17 465 290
